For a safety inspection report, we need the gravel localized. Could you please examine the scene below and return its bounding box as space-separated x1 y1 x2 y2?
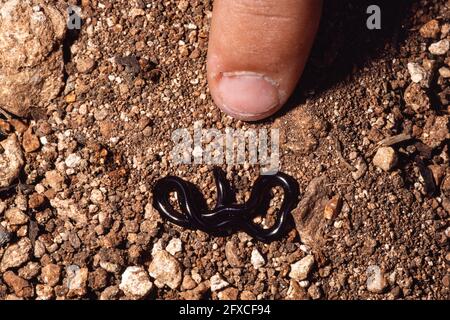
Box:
0 0 448 301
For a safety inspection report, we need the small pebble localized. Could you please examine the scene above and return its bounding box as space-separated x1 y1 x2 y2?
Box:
41 264 61 287
65 93 77 103
404 83 430 112
324 195 342 220
366 265 388 293
148 250 182 289
419 19 440 38
289 255 315 281
407 62 427 83
90 189 104 204
250 248 265 269
119 266 153 299
0 135 25 189
181 275 196 291
75 57 95 74
65 153 81 168
22 127 40 153
429 39 449 55
66 265 88 296
352 157 368 180
441 23 450 37
217 287 239 300
224 241 242 267
5 208 28 226
373 147 398 172
0 225 11 247
0 238 32 272
439 67 450 78
299 280 310 288
210 274 229 292
307 284 322 300
166 238 182 255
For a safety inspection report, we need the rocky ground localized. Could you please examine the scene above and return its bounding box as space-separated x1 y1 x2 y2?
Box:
0 0 449 300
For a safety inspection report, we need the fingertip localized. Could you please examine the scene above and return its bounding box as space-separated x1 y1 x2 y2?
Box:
206 0 322 121
211 72 281 121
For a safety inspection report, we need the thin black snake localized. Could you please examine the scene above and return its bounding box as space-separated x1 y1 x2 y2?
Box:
152 167 300 243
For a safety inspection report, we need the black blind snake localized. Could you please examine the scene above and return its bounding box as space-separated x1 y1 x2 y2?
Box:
152 167 300 243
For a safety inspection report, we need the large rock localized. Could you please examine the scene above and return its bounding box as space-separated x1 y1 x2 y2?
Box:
0 0 66 117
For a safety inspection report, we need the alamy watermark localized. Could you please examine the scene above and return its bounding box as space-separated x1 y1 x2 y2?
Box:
171 121 280 175
67 5 381 31
366 5 381 30
67 5 82 30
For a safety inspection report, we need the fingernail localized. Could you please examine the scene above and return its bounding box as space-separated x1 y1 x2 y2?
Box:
216 72 280 121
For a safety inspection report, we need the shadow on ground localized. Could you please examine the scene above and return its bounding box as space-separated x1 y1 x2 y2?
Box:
266 0 416 122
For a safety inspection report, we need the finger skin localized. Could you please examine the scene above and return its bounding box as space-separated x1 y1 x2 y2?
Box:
207 0 322 121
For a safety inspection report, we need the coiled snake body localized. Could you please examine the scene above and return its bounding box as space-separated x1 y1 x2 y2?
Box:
153 167 300 243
